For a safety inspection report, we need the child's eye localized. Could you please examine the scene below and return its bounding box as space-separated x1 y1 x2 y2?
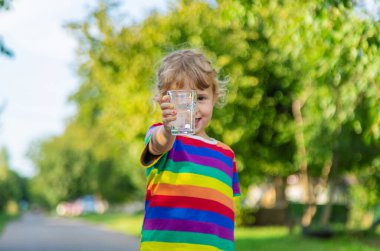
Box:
198 96 206 101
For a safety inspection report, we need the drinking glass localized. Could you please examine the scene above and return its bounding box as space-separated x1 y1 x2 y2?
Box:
167 90 197 135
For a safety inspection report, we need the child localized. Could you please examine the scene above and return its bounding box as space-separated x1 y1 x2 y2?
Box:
140 49 240 251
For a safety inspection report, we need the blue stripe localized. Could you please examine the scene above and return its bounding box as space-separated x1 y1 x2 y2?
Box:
233 172 239 183
174 140 232 167
145 207 234 230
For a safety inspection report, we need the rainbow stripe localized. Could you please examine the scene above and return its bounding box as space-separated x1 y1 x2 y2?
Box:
140 124 240 251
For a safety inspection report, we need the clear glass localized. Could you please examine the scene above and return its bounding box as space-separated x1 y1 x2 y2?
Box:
167 90 197 135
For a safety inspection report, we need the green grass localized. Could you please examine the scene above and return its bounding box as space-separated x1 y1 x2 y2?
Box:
77 213 379 251
235 227 379 251
78 213 143 236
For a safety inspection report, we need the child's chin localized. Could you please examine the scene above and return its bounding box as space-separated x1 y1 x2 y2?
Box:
195 125 205 134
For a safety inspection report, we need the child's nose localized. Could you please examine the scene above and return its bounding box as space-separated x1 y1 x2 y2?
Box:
195 103 200 114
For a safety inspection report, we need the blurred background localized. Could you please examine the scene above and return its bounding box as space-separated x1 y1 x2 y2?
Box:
1 0 380 250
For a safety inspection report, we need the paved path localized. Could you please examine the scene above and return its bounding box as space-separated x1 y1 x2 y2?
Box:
0 213 140 251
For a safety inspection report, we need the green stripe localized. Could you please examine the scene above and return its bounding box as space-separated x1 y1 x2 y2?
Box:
142 230 234 251
146 152 168 177
146 166 154 175
157 159 231 186
144 134 152 145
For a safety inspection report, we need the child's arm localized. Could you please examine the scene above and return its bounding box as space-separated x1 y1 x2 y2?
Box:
148 95 176 155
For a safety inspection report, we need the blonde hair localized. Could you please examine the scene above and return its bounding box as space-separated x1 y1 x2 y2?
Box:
156 49 228 106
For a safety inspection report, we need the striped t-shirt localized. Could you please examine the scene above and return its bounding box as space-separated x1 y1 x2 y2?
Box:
140 123 240 251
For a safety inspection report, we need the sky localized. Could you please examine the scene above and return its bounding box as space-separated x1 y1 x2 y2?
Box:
0 0 168 177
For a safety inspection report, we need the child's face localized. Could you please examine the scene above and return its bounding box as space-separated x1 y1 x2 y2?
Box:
169 84 216 139
194 86 216 138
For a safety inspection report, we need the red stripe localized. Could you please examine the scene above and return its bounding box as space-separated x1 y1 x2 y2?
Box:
147 123 234 158
146 189 153 201
148 195 234 220
177 136 234 158
150 122 163 128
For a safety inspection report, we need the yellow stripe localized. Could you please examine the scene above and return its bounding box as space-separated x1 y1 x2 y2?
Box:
149 171 233 198
140 241 222 251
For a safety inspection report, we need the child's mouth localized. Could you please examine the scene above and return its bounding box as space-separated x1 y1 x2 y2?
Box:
195 118 201 127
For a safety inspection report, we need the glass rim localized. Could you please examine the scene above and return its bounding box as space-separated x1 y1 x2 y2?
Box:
167 89 197 94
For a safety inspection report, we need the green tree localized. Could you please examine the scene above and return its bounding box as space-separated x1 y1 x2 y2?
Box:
28 122 140 207
231 0 380 227
30 1 380 227
0 147 24 212
0 0 13 57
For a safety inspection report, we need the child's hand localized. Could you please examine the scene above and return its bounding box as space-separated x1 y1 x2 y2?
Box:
159 95 176 133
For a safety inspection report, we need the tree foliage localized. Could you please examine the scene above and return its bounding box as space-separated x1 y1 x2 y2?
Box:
29 0 380 214
0 147 26 212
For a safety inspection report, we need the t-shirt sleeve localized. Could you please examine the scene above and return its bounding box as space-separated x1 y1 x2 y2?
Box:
140 123 165 168
232 157 241 197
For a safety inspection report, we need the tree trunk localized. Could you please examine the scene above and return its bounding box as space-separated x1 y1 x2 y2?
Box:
320 155 339 226
292 99 317 227
273 176 287 208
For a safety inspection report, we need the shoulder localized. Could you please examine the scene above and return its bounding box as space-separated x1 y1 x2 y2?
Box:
147 122 163 131
215 140 235 158
216 140 233 152
143 123 163 144
144 123 163 136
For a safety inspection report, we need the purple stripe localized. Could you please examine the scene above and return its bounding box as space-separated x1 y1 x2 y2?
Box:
233 185 240 196
233 173 240 195
144 218 234 241
169 150 232 178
